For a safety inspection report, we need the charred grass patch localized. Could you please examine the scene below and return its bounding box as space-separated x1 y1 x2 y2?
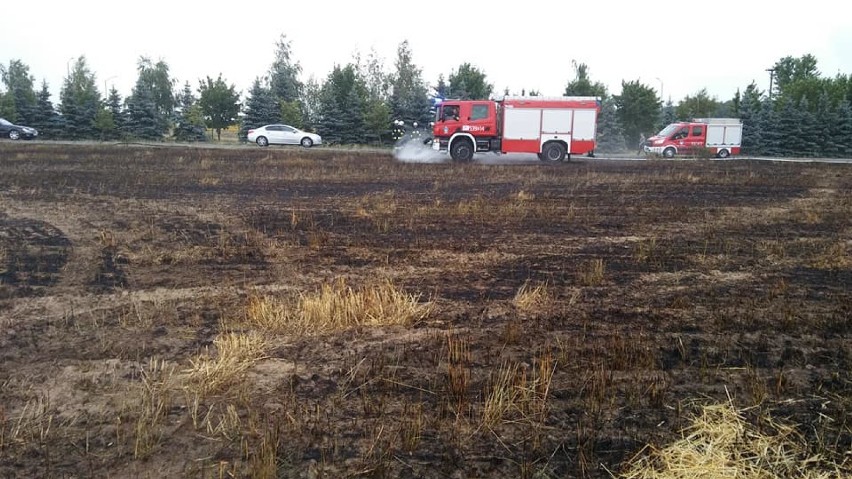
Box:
0 143 850 477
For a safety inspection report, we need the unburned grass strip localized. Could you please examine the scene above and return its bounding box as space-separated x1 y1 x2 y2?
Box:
245 278 431 335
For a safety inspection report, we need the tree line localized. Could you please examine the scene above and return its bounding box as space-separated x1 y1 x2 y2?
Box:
2 40 851 157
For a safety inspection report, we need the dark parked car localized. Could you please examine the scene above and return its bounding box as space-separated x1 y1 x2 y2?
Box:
0 118 38 140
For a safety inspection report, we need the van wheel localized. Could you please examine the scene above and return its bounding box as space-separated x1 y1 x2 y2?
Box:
717 149 730 159
663 147 676 158
541 142 566 162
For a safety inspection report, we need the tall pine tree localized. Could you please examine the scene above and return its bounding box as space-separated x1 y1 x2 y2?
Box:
737 82 763 155
174 82 207 142
240 77 279 141
758 99 782 157
125 79 161 140
813 91 838 157
389 40 433 128
317 64 367 145
106 87 125 139
832 100 852 157
124 57 174 139
796 98 820 157
269 34 303 103
300 77 322 132
59 56 101 140
31 80 61 138
595 99 626 153
357 48 391 143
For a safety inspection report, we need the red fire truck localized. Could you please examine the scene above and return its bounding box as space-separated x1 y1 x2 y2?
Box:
431 96 600 162
645 118 743 158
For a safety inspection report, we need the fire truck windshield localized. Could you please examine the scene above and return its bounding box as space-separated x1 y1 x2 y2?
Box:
441 105 459 121
657 124 679 137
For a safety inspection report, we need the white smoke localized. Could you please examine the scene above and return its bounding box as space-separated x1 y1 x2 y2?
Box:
392 122 446 163
393 138 446 163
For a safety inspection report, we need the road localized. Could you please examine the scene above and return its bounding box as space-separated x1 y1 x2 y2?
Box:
4 139 852 164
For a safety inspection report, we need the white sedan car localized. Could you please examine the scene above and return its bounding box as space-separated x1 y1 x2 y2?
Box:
247 124 322 148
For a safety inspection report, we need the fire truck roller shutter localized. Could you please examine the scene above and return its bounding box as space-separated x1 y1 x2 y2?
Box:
572 109 597 141
540 109 573 159
503 108 543 154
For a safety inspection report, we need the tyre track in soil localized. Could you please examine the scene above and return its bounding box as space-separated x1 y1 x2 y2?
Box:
0 197 106 325
0 196 304 327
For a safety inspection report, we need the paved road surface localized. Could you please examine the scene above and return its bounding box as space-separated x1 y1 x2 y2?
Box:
5 140 852 164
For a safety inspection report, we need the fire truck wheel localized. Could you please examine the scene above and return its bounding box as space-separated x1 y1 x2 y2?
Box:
717 149 730 159
450 140 474 162
541 142 566 162
662 147 676 158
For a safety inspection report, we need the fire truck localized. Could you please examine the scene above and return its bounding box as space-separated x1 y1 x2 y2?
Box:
645 118 742 158
431 96 600 162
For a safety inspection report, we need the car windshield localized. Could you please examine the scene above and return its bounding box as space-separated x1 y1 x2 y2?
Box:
657 124 679 137
0 118 12 126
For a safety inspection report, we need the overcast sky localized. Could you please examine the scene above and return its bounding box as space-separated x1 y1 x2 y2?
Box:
3 1 851 105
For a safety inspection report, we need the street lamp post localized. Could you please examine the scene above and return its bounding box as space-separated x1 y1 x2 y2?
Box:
655 77 664 104
765 68 775 100
104 76 117 99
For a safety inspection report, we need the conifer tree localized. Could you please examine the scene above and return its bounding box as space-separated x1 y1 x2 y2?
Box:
174 81 207 142
269 34 303 103
833 100 852 157
317 64 366 144
660 100 676 130
124 57 174 139
106 87 125 138
300 77 322 132
389 40 432 127
796 98 820 157
813 92 837 157
59 56 101 139
31 80 60 138
240 77 279 140
595 99 626 153
758 99 782 157
738 83 763 155
125 81 161 140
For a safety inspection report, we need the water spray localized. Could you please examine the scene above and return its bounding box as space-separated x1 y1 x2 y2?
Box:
392 119 446 163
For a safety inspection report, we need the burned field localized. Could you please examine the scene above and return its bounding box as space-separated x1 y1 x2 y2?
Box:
0 143 850 478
